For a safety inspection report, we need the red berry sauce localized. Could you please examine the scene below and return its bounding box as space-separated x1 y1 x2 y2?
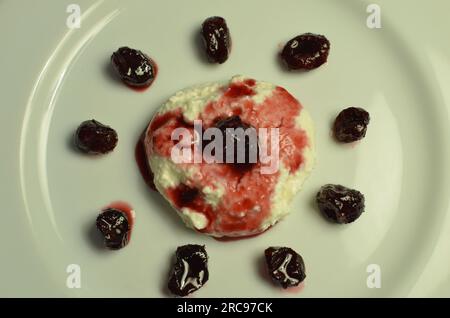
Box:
135 134 157 191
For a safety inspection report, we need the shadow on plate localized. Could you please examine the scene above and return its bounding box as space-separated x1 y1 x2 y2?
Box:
255 253 275 287
102 58 123 87
190 26 217 67
160 252 174 297
84 219 107 253
66 129 79 154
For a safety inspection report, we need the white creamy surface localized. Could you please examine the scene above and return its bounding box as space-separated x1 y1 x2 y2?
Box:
156 81 222 122
149 154 224 230
149 154 197 190
180 208 209 230
232 75 276 104
261 109 315 230
147 76 315 236
202 184 225 207
154 75 276 122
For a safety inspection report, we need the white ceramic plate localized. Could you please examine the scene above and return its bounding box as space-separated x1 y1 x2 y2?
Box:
1 0 450 297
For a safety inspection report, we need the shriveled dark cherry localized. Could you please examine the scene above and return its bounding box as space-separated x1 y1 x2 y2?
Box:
265 247 306 289
111 47 157 87
316 184 365 224
333 107 370 143
74 119 118 155
201 16 231 64
281 33 330 70
96 208 130 250
213 115 258 172
168 244 209 297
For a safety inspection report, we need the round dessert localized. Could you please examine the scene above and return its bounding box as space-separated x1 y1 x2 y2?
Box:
144 76 315 237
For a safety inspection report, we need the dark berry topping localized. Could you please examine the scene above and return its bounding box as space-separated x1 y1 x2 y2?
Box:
111 47 157 87
74 119 118 155
96 208 130 250
201 16 231 64
265 247 306 289
168 244 209 297
172 184 200 208
213 115 258 171
316 184 365 224
333 107 370 143
281 33 330 70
